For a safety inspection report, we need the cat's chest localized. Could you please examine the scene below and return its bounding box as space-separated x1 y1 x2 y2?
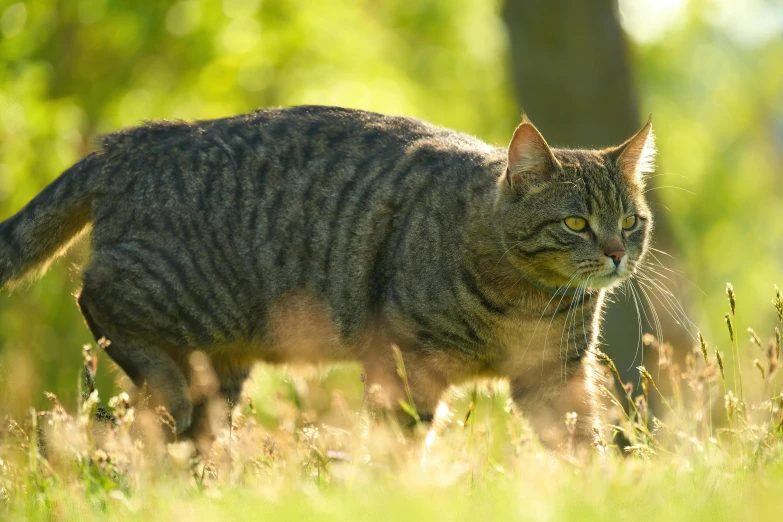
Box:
490 305 593 376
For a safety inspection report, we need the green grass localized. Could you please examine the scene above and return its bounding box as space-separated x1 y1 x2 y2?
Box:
1 284 781 521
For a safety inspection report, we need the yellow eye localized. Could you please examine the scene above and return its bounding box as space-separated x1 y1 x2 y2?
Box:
564 217 588 232
622 215 638 230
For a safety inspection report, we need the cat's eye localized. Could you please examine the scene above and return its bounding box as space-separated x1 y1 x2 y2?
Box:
564 216 588 232
622 215 637 230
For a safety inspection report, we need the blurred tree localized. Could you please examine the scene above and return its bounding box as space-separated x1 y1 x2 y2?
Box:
502 0 691 381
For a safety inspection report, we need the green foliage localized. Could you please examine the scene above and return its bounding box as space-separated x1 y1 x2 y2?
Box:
631 3 783 358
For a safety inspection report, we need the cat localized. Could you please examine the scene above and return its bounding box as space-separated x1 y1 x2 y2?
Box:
0 105 654 448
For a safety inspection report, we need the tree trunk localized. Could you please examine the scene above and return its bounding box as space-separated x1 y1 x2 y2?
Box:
502 0 690 382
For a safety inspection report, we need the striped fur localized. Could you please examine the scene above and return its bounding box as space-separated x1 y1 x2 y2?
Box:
0 106 653 447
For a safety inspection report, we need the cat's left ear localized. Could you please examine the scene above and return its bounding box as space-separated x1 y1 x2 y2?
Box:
505 117 560 190
609 117 656 183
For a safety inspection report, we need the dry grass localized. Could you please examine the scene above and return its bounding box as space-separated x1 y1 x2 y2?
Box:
0 283 782 521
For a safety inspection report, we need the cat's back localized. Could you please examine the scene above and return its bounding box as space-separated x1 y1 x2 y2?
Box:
98 105 484 165
91 105 502 269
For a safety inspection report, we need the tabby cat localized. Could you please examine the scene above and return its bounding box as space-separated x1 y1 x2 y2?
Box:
0 106 654 447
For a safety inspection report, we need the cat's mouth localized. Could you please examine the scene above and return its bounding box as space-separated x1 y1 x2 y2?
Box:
581 265 633 290
518 257 637 294
585 274 623 289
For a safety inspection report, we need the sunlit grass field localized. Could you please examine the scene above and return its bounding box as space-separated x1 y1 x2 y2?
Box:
1 0 782 519
0 284 780 521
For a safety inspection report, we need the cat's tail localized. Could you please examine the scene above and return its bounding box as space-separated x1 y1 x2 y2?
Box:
0 152 102 289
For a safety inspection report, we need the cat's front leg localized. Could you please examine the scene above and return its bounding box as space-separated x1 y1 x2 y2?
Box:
510 350 606 453
360 344 449 427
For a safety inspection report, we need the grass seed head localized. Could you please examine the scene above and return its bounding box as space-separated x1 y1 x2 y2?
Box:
725 390 738 420
715 349 725 380
725 314 734 342
638 366 655 386
564 412 578 436
595 349 624 387
698 332 708 364
768 339 781 378
80 389 99 418
726 283 736 316
748 328 763 350
156 406 177 436
773 285 783 322
82 344 98 394
657 342 673 370
97 336 111 352
634 394 648 417
754 359 766 381
643 333 659 348
108 392 133 425
776 327 781 361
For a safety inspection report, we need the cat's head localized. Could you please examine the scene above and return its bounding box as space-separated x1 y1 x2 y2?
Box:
495 117 655 292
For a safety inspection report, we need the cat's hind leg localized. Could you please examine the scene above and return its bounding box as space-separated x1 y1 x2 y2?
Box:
77 287 194 435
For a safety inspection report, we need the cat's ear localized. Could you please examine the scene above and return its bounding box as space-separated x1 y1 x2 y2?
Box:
609 117 656 183
505 118 560 189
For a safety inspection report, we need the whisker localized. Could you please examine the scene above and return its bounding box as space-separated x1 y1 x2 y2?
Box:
637 273 691 315
572 281 588 377
557 278 583 382
648 246 675 258
518 271 579 363
645 172 691 182
634 277 664 346
636 276 698 341
627 281 645 370
647 201 672 213
569 280 589 380
642 254 707 296
493 241 526 271
539 272 581 374
636 274 682 313
638 263 679 285
617 279 630 300
645 251 683 274
563 279 588 382
581 277 590 350
643 185 697 196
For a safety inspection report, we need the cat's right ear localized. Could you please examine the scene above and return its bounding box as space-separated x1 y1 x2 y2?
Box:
505 119 560 190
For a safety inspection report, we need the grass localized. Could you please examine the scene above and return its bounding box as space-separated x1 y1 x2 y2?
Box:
0 283 782 521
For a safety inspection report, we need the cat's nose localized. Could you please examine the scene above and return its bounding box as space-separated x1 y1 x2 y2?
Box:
606 250 625 267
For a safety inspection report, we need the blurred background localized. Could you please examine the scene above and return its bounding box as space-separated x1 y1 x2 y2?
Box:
0 0 781 416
